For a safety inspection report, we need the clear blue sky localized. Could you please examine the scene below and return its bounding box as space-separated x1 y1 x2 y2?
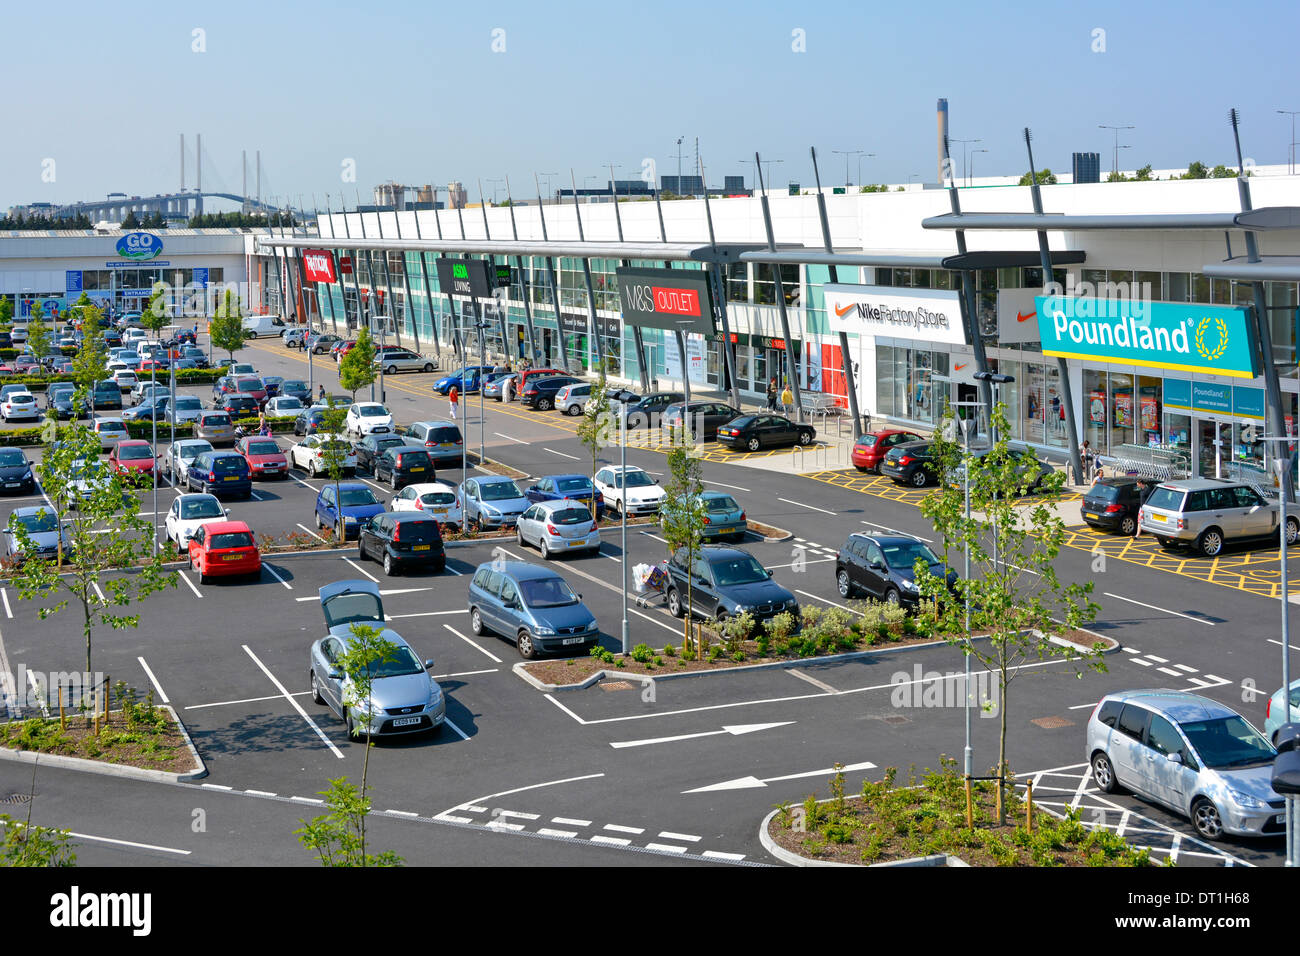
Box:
6 0 1298 210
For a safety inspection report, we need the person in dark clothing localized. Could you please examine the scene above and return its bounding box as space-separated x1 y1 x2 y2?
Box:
766 378 777 411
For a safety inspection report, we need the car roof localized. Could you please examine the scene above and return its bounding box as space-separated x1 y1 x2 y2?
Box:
1100 690 1243 723
544 473 589 483
476 560 563 582
1092 476 1140 487
328 481 370 492
116 439 151 447
606 465 646 473
403 481 457 493
412 419 458 429
696 545 757 562
1154 478 1244 491
477 474 518 484
11 505 51 517
198 520 251 535
535 498 590 512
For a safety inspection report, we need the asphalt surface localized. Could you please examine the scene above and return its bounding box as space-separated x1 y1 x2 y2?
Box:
0 333 1291 868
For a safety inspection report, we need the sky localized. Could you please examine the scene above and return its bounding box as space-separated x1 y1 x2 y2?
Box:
5 0 1298 211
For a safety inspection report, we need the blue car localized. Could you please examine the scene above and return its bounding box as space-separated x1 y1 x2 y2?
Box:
467 560 600 659
315 482 385 539
433 365 494 396
524 474 605 519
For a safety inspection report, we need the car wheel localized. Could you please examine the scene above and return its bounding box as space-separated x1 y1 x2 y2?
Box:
837 570 853 598
390 474 399 490
1157 536 1176 550
909 470 929 488
746 437 760 452
470 607 485 636
383 552 396 576
345 709 359 740
538 398 553 411
1191 798 1225 841
1119 515 1137 536
667 587 683 618
310 670 323 705
1287 516 1299 547
628 414 644 429
566 405 581 416
1090 752 1118 793
516 629 539 659
883 587 900 606
386 366 398 375
798 430 813 446
1197 527 1225 557
423 364 434 373
539 539 551 560
715 609 729 627
309 461 318 477
315 512 324 530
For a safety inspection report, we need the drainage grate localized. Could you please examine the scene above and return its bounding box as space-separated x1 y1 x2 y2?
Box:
0 793 32 805
880 715 910 725
599 681 634 692
1031 716 1074 730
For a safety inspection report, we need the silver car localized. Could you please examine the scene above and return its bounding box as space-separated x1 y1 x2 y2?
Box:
1139 478 1298 557
516 499 601 559
1264 678 1300 743
194 410 236 446
1087 690 1283 840
556 382 593 416
375 348 437 374
165 439 214 483
459 476 530 529
308 580 446 739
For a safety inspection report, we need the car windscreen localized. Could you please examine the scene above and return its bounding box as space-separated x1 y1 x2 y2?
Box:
1088 484 1123 502
856 435 878 447
882 541 941 570
180 442 212 460
209 532 253 550
180 498 223 520
174 397 202 410
13 511 57 534
705 495 738 512
0 449 26 467
550 507 591 525
339 488 378 508
118 445 153 460
616 471 655 488
283 381 307 391
275 397 304 410
210 456 246 474
98 422 127 433
365 646 425 679
519 577 579 608
710 556 769 586
235 378 262 391
322 591 382 628
419 491 457 506
480 480 524 501
246 441 281 456
555 478 592 494
356 405 388 417
1144 487 1184 511
1179 715 1275 769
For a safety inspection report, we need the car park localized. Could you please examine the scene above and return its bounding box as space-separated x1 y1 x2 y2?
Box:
664 545 799 628
164 394 205 425
620 391 682 429
187 520 262 583
290 434 357 477
44 384 84 420
315 482 383 538
520 375 580 411
1 390 39 422
373 445 435 490
662 400 742 442
194 411 237 446
404 420 463 466
516 499 601 559
376 348 436 374
1139 478 1298 556
232 376 268 405
593 465 666 517
293 406 329 436
0 448 36 494
260 376 284 399
182 347 209 368
434 365 495 395
310 333 342 354
344 402 394 438
92 417 129 451
4 505 71 564
91 380 123 411
389 481 462 527
483 373 516 402
852 429 925 473
835 532 956 606
185 450 253 499
685 491 747 542
163 493 230 553
880 440 939 488
716 414 815 452
1081 477 1148 537
280 380 311 404
524 474 604 519
1087 690 1282 840
1265 679 1300 744
121 397 169 422
111 369 139 393
459 475 530 529
67 457 115 506
557 382 592 416
354 433 407 473
309 579 445 738
356 511 446 575
215 393 260 419
266 395 305 418
468 561 600 658
131 380 167 404
230 363 258 377
235 435 290 480
107 440 156 478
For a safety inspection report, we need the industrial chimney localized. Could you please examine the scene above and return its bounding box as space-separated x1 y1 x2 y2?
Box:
936 98 949 184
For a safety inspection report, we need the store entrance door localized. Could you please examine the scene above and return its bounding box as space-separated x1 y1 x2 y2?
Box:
1196 419 1229 479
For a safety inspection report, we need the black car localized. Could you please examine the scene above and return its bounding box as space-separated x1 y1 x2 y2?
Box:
374 446 436 490
664 545 799 627
103 330 123 348
715 414 815 452
879 440 938 488
354 434 408 473
216 394 260 418
356 512 446 575
520 375 581 411
1081 476 1149 536
90 380 123 411
662 401 741 442
280 379 311 403
294 408 329 436
622 391 684 429
182 347 210 369
0 447 35 495
0 332 11 349
45 385 86 420
835 533 957 607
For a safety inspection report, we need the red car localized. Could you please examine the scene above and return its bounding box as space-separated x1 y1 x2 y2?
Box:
851 429 924 473
187 520 261 583
139 358 167 373
236 435 289 480
517 368 564 393
333 340 358 362
233 376 268 405
108 440 156 478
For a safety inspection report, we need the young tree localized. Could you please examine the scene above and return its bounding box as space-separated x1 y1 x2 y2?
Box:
1 816 77 867
140 281 171 338
0 296 12 325
1181 161 1210 180
1017 168 1058 186
338 326 376 401
70 302 109 413
294 777 401 868
316 397 351 540
660 437 708 654
25 312 52 371
1135 164 1154 181
914 404 1104 825
9 424 176 680
121 210 140 229
209 289 247 361
576 361 611 506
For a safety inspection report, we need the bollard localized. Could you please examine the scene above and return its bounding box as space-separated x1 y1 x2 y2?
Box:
964 776 973 829
1026 779 1034 832
58 686 64 731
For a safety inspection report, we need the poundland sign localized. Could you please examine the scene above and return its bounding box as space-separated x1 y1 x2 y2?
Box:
1035 296 1260 379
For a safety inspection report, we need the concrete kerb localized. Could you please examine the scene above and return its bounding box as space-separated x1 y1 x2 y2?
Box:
0 704 207 784
758 799 970 867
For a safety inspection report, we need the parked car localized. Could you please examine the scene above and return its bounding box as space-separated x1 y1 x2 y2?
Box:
879 440 939 488
4 505 71 564
163 493 230 554
376 348 437 374
467 560 600 658
181 346 209 368
716 414 815 452
834 532 957 606
621 391 683 429
282 329 310 349
187 520 262 583
344 402 394 438
373 445 435 490
327 338 353 360
260 376 284 399
515 367 566 395
1139 478 1299 557
483 373 517 402
1081 477 1150 537
280 380 312 404
163 394 205 426
389 481 463 527
683 491 747 542
235 435 290 480
556 382 593 416
593 465 666 517
524 474 605 519
662 400 742 442
266 396 305 418
194 411 237 447
404 420 463 466
520 375 581 411
0 448 37 495
290 434 357 477
852 429 925 473
354 433 407 474
185 450 253 499
1265 678 1300 744
664 545 799 628
356 511 446 575
45 383 85 420
515 499 601 559
293 406 330 436
121 397 169 422
458 475 530 529
215 393 260 419
309 579 445 738
433 365 494 395
111 369 139 393
315 482 384 538
1 390 39 422
91 380 123 411
309 333 343 355
232 376 268 405
948 443 1054 495
1086 690 1282 841
92 417 130 451
107 440 156 478
67 458 116 507
163 439 214 483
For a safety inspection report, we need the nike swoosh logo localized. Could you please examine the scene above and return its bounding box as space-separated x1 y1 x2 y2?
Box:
833 303 855 317
954 363 968 371
1017 310 1036 323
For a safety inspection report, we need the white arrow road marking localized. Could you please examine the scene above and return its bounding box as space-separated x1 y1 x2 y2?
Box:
684 759 876 793
609 721 793 749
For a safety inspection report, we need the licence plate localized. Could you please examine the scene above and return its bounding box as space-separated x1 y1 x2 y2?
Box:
431 509 447 516
4 482 18 488
374 427 389 433
391 716 421 727
413 544 430 551
1083 512 1098 520
223 554 243 561
1150 514 1167 522
568 540 583 547
223 475 239 481
561 637 584 645
439 443 454 449
1276 814 1285 824
409 467 425 472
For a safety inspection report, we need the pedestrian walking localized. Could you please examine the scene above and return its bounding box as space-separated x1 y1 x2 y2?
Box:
766 378 777 411
1133 478 1156 538
780 385 794 414
318 384 326 404
1079 439 1096 483
502 373 514 404
449 384 459 420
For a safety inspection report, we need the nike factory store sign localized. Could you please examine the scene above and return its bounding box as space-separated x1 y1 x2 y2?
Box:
823 285 969 346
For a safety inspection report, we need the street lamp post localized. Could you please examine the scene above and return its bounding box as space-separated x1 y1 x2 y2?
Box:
971 148 989 183
832 149 864 186
619 400 630 655
947 398 983 779
1099 125 1136 176
857 152 876 188
475 319 488 465
1279 110 1300 175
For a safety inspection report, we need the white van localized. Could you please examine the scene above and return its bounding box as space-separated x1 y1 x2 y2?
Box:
242 315 287 338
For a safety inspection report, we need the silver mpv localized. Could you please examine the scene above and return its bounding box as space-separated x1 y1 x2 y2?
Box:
1086 690 1283 840
1139 477 1298 557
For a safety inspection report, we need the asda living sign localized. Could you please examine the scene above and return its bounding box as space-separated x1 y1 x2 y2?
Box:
1035 296 1261 380
435 258 493 298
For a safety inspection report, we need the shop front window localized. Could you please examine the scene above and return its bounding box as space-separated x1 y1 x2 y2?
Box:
1166 413 1192 461
1023 363 1047 445
1109 372 1136 454
876 345 896 418
1044 363 1067 449
1083 369 1108 454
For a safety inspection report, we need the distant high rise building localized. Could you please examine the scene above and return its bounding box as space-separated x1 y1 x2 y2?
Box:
661 174 704 196
447 182 468 209
373 182 406 210
415 184 436 205
723 175 746 194
1072 152 1101 184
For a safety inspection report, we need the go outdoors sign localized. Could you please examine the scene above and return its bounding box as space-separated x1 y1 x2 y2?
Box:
115 232 163 260
1035 296 1261 380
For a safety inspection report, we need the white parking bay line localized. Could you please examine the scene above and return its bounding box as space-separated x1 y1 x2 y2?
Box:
1103 592 1215 625
0 589 10 619
388 609 468 619
263 564 292 590
92 582 107 603
658 830 701 842
645 842 688 854
777 497 836 516
631 607 679 634
296 523 325 542
443 718 471 740
590 835 630 846
794 589 862 616
703 480 750 492
545 448 581 460
249 490 265 501
443 624 503 664
341 556 379 583
538 827 578 838
495 432 527 444
137 656 170 704
177 570 202 598
241 645 344 759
